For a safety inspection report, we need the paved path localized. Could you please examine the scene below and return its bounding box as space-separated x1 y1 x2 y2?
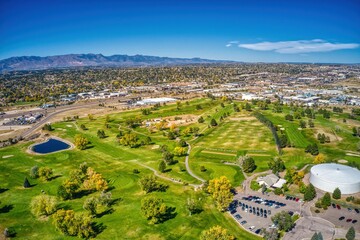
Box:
185 143 205 183
130 160 200 188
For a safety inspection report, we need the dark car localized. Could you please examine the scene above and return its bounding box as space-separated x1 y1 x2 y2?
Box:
337 205 341 210
288 211 294 216
348 208 352 212
352 220 357 224
339 216 345 221
235 214 242 220
268 210 271 215
255 229 261 234
230 210 236 214
240 220 247 225
346 219 352 222
264 214 267 218
332 203 336 208
355 209 360 214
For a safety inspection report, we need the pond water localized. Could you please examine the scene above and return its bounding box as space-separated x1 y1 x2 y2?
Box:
32 138 71 154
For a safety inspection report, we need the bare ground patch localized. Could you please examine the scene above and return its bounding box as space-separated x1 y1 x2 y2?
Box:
314 128 342 142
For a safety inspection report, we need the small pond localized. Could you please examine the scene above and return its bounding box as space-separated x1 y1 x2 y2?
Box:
32 138 71 154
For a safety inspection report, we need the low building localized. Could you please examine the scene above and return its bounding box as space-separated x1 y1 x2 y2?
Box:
257 174 286 188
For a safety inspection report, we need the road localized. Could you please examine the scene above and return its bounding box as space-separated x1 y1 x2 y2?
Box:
185 143 205 183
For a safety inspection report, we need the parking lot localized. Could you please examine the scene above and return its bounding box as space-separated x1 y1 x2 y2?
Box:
315 204 360 231
228 192 304 236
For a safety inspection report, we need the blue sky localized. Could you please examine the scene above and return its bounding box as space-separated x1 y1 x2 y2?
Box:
0 0 359 63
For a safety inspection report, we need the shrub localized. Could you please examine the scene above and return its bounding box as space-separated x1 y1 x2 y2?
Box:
38 167 53 181
30 195 57 217
30 165 39 178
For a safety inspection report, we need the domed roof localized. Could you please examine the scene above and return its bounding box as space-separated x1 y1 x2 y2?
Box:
311 163 360 184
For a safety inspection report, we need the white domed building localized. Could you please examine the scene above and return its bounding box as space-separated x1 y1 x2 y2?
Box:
309 163 360 194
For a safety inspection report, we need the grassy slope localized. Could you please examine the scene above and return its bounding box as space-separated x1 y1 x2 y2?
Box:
0 98 259 240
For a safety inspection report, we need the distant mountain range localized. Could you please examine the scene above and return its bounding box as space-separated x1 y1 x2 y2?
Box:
0 54 235 72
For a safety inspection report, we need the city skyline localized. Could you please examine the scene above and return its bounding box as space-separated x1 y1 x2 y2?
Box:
1 0 359 63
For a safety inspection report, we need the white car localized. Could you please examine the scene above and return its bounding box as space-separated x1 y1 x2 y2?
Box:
249 226 255 230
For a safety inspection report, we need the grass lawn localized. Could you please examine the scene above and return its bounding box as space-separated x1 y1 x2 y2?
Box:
0 98 260 240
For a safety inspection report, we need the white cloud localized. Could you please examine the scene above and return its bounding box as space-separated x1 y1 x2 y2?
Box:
227 39 359 54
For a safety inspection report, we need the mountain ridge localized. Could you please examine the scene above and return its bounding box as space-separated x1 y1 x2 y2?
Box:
0 53 236 72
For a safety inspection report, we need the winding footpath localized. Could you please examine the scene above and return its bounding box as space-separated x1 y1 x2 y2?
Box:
130 160 201 188
185 143 206 183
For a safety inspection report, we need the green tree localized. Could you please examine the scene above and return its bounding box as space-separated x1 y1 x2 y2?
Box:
311 232 323 240
97 129 106 138
200 225 235 240
198 116 205 123
52 209 95 238
30 165 39 178
240 156 256 173
24 177 31 188
261 228 280 240
210 118 217 126
207 176 233 211
186 195 203 215
139 175 167 193
332 187 341 199
30 195 57 217
346 226 355 240
321 192 331 208
141 196 172 224
245 102 251 111
304 184 316 201
158 161 166 173
119 132 139 147
268 157 286 174
83 197 98 216
74 134 89 150
271 211 294 232
38 166 53 181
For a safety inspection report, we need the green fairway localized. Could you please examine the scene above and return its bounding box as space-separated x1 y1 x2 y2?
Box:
0 98 260 240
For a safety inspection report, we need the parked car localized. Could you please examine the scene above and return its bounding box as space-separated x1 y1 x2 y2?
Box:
240 220 247 225
355 209 359 214
337 205 341 210
346 219 352 222
352 220 357 224
332 203 336 208
249 226 255 230
255 229 261 234
339 216 345 221
235 214 242 220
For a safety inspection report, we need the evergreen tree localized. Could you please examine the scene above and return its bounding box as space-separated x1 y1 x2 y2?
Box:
24 177 31 188
210 118 218 126
321 192 331 208
346 226 355 240
304 184 316 201
158 161 166 173
332 187 341 199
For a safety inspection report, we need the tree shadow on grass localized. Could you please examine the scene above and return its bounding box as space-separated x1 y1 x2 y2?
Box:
111 197 123 206
0 188 9 194
73 189 94 199
159 206 177 223
0 204 14 214
96 208 114 218
164 168 172 173
49 174 62 181
92 222 106 237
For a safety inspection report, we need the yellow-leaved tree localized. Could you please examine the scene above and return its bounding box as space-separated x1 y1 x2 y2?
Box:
207 176 233 211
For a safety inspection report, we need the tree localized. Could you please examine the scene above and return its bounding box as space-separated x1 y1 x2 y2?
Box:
88 114 94 120
38 166 53 181
30 165 39 178
173 146 187 156
311 232 323 240
245 102 251 111
346 226 355 240
305 143 319 155
207 176 233 211
313 153 325 164
158 161 166 173
141 196 171 224
139 175 167 193
119 132 139 147
178 139 187 147
240 156 256 173
74 134 88 150
52 209 95 238
299 120 306 128
186 196 203 215
268 157 286 174
83 167 108 191
24 177 31 188
271 211 294 232
200 225 235 240
30 195 57 217
304 184 316 201
308 119 314 128
332 187 341 199
80 124 87 130
274 188 283 195
321 192 331 208
210 118 218 127
83 197 98 216
163 151 175 165
285 114 294 121
97 129 106 138
198 116 205 123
